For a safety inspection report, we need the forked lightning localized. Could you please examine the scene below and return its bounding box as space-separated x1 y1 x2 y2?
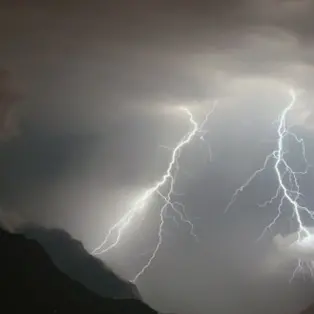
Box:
93 106 215 282
225 88 314 280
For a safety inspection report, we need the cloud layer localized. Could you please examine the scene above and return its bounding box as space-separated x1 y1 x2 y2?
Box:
0 70 20 140
1 1 314 131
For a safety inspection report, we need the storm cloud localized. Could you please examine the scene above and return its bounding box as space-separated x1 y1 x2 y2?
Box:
1 1 314 131
2 1 314 314
0 69 20 140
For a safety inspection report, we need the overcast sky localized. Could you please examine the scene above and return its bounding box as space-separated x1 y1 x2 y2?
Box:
2 1 314 313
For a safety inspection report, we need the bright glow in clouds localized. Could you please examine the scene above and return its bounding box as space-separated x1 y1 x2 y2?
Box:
273 229 314 280
92 105 216 282
226 88 314 281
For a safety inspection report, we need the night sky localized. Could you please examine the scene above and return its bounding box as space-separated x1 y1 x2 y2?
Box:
2 1 314 313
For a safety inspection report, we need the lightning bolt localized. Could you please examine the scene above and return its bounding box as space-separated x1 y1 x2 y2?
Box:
92 105 215 282
225 88 314 281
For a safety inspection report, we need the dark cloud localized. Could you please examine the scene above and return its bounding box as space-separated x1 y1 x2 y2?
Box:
1 1 314 131
0 70 20 140
0 69 23 230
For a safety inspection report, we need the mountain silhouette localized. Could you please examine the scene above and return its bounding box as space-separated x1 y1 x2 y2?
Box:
0 227 158 313
19 224 140 299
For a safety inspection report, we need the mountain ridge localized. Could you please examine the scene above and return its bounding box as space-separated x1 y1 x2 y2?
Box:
19 224 141 300
0 227 159 313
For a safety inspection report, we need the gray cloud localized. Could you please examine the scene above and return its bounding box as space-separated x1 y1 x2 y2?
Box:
1 1 314 132
0 70 20 140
